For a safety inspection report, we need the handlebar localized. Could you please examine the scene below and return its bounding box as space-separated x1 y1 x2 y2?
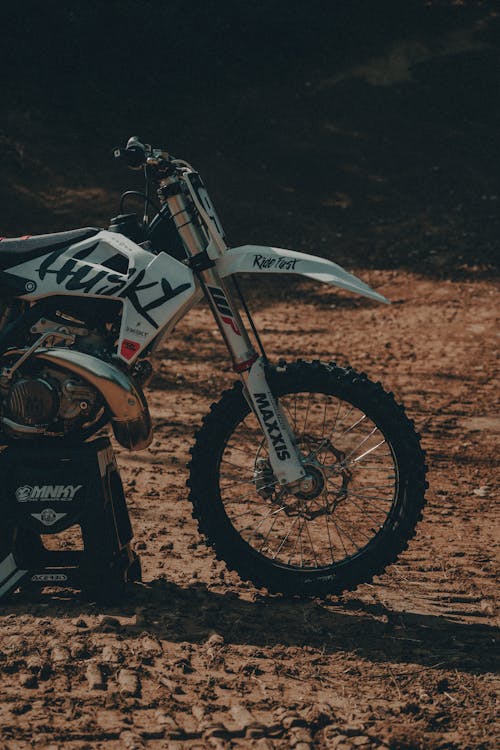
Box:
113 136 172 171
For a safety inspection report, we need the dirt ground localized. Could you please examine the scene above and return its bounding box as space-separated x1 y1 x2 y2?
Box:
0 269 497 749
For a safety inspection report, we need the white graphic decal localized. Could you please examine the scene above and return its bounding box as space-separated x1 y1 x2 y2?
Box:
15 485 82 502
31 508 67 526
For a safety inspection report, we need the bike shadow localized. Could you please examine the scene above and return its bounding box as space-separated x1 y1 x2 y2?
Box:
3 579 498 676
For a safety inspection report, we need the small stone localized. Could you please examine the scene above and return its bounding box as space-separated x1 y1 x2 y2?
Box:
120 730 144 749
290 725 313 745
99 616 121 632
101 645 122 664
74 617 89 629
479 600 495 616
352 737 371 747
25 655 43 673
158 676 184 694
51 645 70 664
205 632 224 647
153 711 183 737
86 663 105 690
303 702 335 726
473 486 490 497
139 636 163 658
118 668 141 697
173 657 194 674
323 728 347 746
71 641 91 659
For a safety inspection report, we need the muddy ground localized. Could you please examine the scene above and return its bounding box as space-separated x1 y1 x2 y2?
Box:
0 269 497 749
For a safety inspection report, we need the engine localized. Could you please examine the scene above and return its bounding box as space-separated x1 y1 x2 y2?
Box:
0 308 152 450
0 365 103 438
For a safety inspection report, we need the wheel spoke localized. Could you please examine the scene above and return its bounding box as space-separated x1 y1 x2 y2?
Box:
282 398 298 432
321 394 328 440
220 475 277 491
304 517 320 567
341 413 367 435
336 489 393 514
337 493 386 525
302 392 313 435
345 488 393 503
324 397 344 444
272 514 301 560
221 457 252 471
326 479 392 505
343 426 379 460
351 439 387 464
323 491 336 563
258 513 280 553
330 516 349 557
333 511 373 544
286 514 306 565
243 504 287 538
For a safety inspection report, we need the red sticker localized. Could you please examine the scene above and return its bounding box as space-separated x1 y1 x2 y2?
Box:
120 339 141 360
221 315 241 336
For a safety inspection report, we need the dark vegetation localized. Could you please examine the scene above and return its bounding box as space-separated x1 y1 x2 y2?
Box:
1 1 499 275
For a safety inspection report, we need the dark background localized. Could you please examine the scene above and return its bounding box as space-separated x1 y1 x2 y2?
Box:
1 0 499 275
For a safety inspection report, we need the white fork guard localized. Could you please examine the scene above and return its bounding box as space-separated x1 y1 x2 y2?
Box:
216 245 389 304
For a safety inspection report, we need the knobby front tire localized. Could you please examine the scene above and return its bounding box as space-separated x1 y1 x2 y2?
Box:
187 360 427 597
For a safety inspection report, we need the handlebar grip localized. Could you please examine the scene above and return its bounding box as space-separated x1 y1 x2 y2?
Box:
112 137 147 168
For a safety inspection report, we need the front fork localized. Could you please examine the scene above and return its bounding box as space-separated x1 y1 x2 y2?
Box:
242 357 306 485
198 266 306 486
159 173 306 486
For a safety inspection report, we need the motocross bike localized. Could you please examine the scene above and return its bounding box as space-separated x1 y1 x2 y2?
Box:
0 137 426 597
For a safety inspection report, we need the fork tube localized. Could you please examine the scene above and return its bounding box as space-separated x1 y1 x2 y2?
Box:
195 270 305 484
159 174 208 255
160 177 257 371
197 267 258 372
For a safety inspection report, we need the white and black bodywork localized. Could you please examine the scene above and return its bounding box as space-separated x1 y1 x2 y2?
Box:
0 138 427 597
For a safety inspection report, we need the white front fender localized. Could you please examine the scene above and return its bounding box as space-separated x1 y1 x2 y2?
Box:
215 245 389 304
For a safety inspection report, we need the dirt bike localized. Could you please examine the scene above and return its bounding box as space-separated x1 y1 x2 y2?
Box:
0 137 426 597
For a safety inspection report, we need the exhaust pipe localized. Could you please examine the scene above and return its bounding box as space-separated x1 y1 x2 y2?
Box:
18 348 153 450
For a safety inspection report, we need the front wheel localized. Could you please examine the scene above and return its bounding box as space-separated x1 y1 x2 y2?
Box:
188 361 427 597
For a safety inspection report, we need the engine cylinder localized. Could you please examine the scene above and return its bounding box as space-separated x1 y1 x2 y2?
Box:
6 376 59 426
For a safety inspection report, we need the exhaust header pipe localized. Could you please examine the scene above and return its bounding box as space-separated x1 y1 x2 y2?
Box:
22 348 152 450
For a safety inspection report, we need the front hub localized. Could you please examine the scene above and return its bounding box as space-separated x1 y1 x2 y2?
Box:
296 465 325 500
